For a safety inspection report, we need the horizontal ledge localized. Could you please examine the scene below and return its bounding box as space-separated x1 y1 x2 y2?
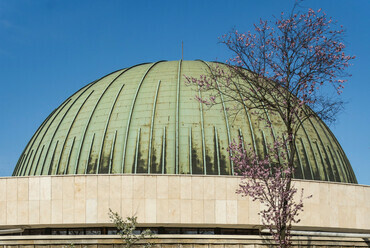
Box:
261 229 370 238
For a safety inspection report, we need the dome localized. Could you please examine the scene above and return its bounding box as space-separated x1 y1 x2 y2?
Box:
12 60 357 183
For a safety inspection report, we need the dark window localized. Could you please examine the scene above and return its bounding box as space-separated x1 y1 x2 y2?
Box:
16 227 259 236
220 228 236 235
52 229 67 235
68 229 84 235
148 228 158 234
163 228 180 234
182 228 197 234
199 229 214 235
86 228 101 235
107 228 118 235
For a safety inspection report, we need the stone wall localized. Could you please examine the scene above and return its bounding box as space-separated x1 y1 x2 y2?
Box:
0 174 369 233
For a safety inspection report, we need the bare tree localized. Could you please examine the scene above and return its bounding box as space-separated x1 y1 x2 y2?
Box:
186 5 354 248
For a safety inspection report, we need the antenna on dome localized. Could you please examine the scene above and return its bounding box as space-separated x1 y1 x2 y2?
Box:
182 41 183 60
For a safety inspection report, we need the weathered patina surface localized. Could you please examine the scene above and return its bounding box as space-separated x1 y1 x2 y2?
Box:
13 61 356 183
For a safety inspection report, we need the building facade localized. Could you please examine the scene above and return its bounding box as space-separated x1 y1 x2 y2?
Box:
1 61 369 247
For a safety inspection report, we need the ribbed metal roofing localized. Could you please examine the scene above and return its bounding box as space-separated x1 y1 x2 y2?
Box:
12 60 357 183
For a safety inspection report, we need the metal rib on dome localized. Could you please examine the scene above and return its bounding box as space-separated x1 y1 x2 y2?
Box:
12 61 357 183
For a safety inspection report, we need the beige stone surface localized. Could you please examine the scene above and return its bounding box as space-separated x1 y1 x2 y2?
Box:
6 200 18 224
215 200 227 224
145 198 157 223
0 201 6 224
39 177 51 200
180 176 191 199
29 177 40 201
17 178 28 201
86 198 97 223
51 199 63 224
157 176 168 199
39 200 51 224
51 177 62 200
203 199 215 223
28 200 39 224
168 176 180 199
0 174 368 234
18 200 29 223
180 199 191 223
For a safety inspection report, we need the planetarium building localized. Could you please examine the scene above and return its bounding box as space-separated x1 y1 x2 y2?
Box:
0 61 369 247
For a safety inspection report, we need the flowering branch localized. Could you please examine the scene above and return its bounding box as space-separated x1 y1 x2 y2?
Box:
231 138 311 247
185 5 353 248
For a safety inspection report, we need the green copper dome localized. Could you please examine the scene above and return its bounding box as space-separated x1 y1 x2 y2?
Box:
12 60 357 183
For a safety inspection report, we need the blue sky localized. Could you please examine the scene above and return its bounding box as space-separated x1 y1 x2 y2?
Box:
0 0 369 185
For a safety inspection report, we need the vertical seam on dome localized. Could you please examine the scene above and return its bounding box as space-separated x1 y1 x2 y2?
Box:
300 138 314 180
14 153 26 176
64 136 76 174
306 117 335 182
175 60 182 174
84 133 95 174
341 148 356 183
238 129 245 149
134 128 141 174
96 83 126 174
15 83 88 176
343 153 356 183
27 79 100 176
262 107 285 167
189 127 192 174
261 130 272 171
335 150 350 183
283 135 295 179
108 130 117 174
56 90 95 174
162 126 166 174
319 120 356 183
326 145 342 182
21 150 34 176
315 116 345 182
44 141 58 175
199 60 233 175
18 99 71 176
232 83 258 156
283 135 291 158
32 145 44 175
197 86 207 175
148 80 161 174
342 152 356 183
13 108 55 176
294 141 305 179
335 149 349 182
245 81 279 164
315 117 343 182
19 152 30 176
216 127 221 175
332 147 347 182
323 116 357 183
75 68 130 173
41 82 97 175
300 121 320 180
33 81 100 176
314 141 328 181
121 61 164 173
